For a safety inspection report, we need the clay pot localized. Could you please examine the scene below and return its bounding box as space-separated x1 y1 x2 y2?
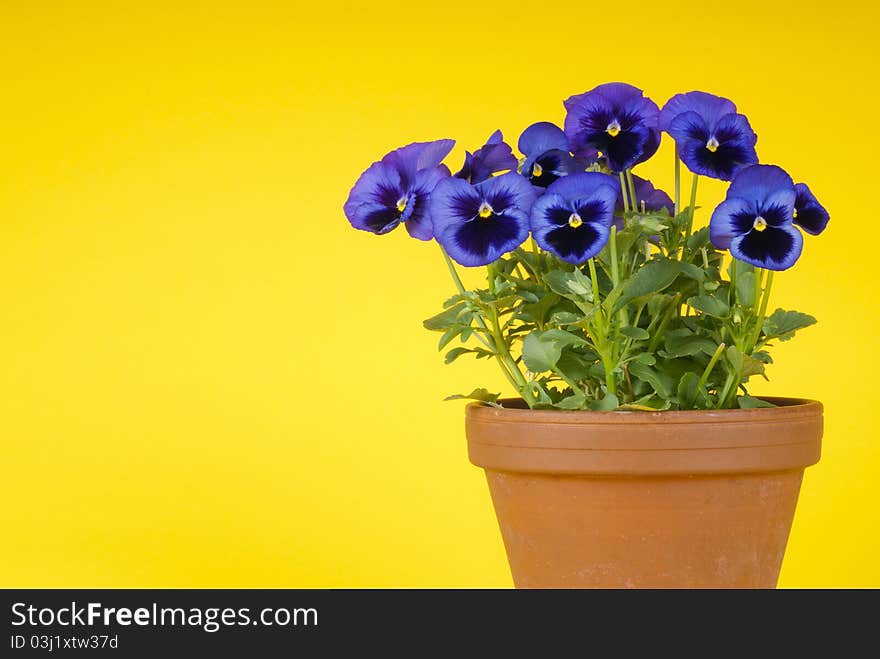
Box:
466 397 822 589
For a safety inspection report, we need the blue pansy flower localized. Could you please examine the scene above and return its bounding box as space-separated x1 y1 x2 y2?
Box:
616 175 674 216
344 139 455 240
430 172 537 267
793 182 830 235
530 172 621 264
563 83 661 173
518 122 579 189
455 130 518 184
710 164 819 270
660 91 757 181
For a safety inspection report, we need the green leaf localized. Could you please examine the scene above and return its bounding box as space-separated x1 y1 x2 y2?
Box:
550 311 582 325
678 262 705 282
438 325 468 350
687 226 711 250
662 332 718 359
628 361 674 398
444 347 494 364
762 309 817 341
735 271 756 307
521 332 563 373
556 393 587 410
444 388 501 406
521 329 587 373
613 259 680 312
737 395 776 409
521 292 561 326
544 269 593 299
589 392 619 411
541 329 589 347
632 352 656 366
556 351 594 380
687 294 730 318
424 303 468 331
677 372 709 409
620 326 650 340
726 345 766 378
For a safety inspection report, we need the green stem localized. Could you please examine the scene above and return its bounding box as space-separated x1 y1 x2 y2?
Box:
674 149 681 217
587 257 616 397
619 172 629 213
747 270 773 352
647 293 681 353
696 342 726 392
625 169 638 215
440 247 532 405
609 225 620 287
717 370 737 409
729 257 738 307
553 368 586 398
681 173 699 258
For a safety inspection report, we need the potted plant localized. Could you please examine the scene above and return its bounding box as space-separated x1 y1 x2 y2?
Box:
343 83 828 588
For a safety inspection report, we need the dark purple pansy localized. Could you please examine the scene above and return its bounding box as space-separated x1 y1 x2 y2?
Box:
455 130 518 184
615 175 674 215
344 139 455 240
430 172 536 267
793 182 830 236
660 91 757 181
517 122 579 189
710 165 807 270
563 83 661 173
530 172 621 264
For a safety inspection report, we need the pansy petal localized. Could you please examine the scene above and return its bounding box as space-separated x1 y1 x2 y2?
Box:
709 197 756 249
544 171 621 201
518 122 569 158
730 224 804 271
478 172 537 220
344 161 407 234
403 165 451 240
618 175 674 215
727 164 794 203
431 174 531 267
659 91 737 133
760 187 796 226
382 139 456 180
564 83 660 172
793 182 830 235
486 129 503 145
543 221 610 264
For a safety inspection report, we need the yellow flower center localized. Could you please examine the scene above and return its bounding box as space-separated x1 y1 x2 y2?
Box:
478 201 494 219
706 136 720 153
568 212 583 228
531 162 543 178
396 196 408 213
606 120 621 138
792 208 798 219
597 150 604 158
753 216 767 232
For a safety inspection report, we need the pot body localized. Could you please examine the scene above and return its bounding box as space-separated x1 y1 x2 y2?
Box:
466 397 822 589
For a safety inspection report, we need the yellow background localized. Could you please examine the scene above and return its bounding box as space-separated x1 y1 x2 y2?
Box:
1 1 877 587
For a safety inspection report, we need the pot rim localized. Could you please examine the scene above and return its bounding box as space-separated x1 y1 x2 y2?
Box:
465 396 823 475
468 396 821 426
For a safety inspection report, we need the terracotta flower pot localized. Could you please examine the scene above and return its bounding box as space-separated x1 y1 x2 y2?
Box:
466 397 822 589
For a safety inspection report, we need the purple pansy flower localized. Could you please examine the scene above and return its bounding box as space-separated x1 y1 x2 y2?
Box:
455 130 518 184
563 83 661 173
793 182 830 235
344 139 455 240
709 164 825 271
530 172 621 264
616 175 674 216
660 91 758 181
518 122 579 189
430 172 536 267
